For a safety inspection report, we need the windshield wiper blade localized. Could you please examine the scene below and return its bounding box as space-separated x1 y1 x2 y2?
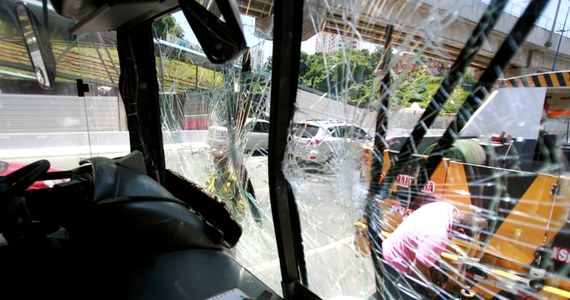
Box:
390 0 509 170
366 0 511 296
422 0 551 181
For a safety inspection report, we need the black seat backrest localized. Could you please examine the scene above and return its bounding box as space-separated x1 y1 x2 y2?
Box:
84 154 177 203
73 152 237 255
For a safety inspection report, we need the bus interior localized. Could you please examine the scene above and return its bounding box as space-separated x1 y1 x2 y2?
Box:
0 0 569 299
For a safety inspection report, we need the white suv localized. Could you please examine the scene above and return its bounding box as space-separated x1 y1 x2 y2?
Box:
288 120 372 172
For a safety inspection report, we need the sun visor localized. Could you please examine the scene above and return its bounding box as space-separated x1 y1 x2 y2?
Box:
179 0 247 64
459 87 547 141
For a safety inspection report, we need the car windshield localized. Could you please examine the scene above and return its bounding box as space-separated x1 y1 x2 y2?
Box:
2 0 570 299
252 121 269 132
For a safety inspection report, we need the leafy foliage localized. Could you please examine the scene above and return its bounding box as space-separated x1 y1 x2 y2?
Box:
154 15 184 40
297 48 473 113
298 48 382 107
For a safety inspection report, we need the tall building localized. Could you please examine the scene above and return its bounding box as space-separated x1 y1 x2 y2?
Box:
314 32 358 53
249 46 265 71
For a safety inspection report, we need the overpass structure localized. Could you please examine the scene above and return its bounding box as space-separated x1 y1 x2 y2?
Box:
4 0 568 87
240 0 570 74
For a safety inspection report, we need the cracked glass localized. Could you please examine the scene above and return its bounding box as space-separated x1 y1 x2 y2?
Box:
1 0 569 299
156 0 570 298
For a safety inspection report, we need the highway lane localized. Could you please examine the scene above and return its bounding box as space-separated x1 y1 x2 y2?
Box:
235 154 375 298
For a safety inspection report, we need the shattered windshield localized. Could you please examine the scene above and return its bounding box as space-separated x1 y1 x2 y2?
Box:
153 3 281 292
279 0 570 298
152 0 570 298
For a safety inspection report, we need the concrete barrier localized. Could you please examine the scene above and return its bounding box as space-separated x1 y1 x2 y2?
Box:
0 130 209 170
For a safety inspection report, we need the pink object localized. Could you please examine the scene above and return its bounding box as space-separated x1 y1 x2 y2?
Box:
382 201 458 273
0 161 61 189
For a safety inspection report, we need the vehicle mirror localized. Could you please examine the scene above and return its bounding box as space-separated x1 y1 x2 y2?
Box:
179 0 247 64
15 2 56 89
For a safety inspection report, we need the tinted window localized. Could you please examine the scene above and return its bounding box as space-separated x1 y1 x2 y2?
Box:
327 126 342 137
253 121 269 133
293 124 320 138
327 125 367 138
348 126 368 139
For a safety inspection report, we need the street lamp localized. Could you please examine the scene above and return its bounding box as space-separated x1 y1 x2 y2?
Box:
552 4 570 71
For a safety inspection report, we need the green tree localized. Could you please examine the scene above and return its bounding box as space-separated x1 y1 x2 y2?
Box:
154 15 184 40
263 56 272 72
298 51 312 76
392 68 442 108
297 45 472 111
298 48 382 107
391 66 474 113
441 69 475 113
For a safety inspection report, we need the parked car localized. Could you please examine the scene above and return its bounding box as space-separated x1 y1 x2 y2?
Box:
288 120 372 172
207 118 269 153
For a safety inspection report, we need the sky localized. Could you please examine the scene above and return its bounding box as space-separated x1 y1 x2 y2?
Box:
173 0 570 63
495 0 570 32
173 12 307 64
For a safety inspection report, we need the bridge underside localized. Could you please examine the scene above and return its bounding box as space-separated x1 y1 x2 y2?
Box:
237 0 570 74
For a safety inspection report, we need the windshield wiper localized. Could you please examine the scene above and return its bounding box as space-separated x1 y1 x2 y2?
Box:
421 0 551 182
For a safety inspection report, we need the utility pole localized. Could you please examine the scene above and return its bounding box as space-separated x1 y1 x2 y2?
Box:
552 4 570 71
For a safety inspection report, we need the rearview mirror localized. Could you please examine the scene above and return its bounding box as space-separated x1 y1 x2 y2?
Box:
179 0 247 64
15 2 56 88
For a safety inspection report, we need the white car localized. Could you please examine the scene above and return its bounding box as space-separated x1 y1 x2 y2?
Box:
207 118 269 152
288 119 372 171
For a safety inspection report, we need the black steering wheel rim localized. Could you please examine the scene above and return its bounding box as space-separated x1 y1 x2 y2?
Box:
0 160 51 201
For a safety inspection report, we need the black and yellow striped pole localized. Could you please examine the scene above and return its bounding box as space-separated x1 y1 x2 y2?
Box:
500 70 570 88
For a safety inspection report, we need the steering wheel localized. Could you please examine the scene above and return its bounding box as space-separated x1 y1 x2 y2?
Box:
0 160 51 201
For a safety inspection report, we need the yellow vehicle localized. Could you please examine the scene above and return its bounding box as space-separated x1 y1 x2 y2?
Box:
361 71 570 299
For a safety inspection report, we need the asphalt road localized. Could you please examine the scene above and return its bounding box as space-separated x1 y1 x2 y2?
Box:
212 152 377 299
162 147 376 298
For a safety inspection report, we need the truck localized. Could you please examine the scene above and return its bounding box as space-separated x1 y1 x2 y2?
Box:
359 70 570 299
